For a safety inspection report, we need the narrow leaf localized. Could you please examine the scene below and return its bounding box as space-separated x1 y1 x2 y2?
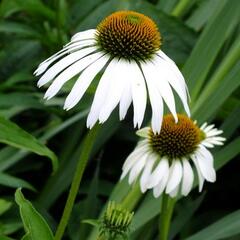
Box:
0 116 58 173
186 210 240 240
15 189 54 240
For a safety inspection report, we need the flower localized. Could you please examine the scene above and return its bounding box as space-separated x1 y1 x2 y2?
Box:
121 114 226 198
34 11 189 133
99 201 134 239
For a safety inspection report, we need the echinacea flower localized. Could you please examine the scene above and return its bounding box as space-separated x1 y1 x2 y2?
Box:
121 114 225 198
34 11 189 133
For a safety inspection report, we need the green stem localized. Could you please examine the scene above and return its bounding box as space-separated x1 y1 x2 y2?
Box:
159 193 176 240
172 0 192 17
54 125 100 240
120 183 142 211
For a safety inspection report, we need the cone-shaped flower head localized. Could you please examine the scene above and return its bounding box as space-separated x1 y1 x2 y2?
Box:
121 114 226 197
34 11 190 133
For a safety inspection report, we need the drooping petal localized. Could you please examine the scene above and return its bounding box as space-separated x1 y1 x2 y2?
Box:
196 149 216 182
142 69 164 134
153 171 169 198
38 46 97 87
192 154 205 192
130 62 147 128
64 55 110 110
169 185 179 198
155 53 190 116
35 40 95 76
166 160 183 194
147 157 169 188
119 78 132 120
44 52 103 100
140 155 156 192
181 159 194 196
157 50 189 102
86 59 117 128
142 59 178 123
98 59 130 123
122 141 149 172
71 29 96 42
128 153 148 184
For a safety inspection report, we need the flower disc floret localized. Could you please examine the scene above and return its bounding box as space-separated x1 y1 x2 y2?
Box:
149 114 202 159
96 11 161 61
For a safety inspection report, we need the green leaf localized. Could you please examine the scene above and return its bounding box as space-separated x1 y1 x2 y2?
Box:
0 22 40 38
183 0 240 101
0 116 58 173
0 0 55 21
0 173 36 191
193 61 240 123
0 236 15 240
185 210 240 240
82 219 99 227
192 35 240 117
170 195 205 239
186 0 227 31
15 188 54 240
0 199 12 215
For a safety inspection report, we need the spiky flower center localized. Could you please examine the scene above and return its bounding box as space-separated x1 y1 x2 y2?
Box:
149 114 202 159
96 11 161 61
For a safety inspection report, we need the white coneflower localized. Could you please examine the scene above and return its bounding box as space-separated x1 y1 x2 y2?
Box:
121 114 225 198
34 11 189 133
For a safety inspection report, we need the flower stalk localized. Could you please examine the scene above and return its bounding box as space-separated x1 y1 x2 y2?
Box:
159 193 176 240
54 124 100 240
121 183 142 211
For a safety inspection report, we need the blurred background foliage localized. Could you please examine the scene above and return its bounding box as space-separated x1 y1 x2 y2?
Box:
0 0 239 239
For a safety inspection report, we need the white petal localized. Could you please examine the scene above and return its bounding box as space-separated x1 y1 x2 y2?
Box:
201 141 214 148
44 52 103 100
140 156 156 193
204 124 215 133
206 129 223 137
196 149 216 182
181 159 194 196
98 59 130 123
71 29 96 42
198 145 214 165
155 54 190 116
210 136 226 142
119 79 132 120
142 59 178 123
169 185 179 198
206 139 224 145
153 172 169 198
143 70 164 134
122 141 149 171
192 155 205 192
128 153 148 184
64 55 109 110
166 160 183 194
120 146 147 180
130 62 147 128
148 158 169 188
38 47 97 87
200 122 208 130
35 40 95 76
86 59 115 128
